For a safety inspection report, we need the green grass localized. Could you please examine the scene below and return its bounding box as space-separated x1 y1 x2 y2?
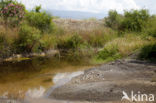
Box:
139 43 156 61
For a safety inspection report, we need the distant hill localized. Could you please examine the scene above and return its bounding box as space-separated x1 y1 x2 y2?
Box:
46 10 107 19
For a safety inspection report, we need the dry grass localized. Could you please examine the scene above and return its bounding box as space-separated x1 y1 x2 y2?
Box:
0 25 18 41
104 33 151 56
53 18 104 31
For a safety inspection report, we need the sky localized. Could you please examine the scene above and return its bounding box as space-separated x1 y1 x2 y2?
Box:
17 0 156 14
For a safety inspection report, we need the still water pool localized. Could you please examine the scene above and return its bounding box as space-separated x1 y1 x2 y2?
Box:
0 56 92 99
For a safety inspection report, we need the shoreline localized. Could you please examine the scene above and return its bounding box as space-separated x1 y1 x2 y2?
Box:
0 50 59 63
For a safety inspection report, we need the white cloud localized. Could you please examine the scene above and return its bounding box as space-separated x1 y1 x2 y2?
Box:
135 0 156 14
17 0 140 13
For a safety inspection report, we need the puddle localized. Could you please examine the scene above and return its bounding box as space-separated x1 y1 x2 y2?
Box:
0 56 91 98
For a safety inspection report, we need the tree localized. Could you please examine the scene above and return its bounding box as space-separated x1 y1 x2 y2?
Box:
105 10 123 30
35 5 41 13
121 9 150 32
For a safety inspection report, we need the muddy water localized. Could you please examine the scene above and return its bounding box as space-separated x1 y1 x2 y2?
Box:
25 71 85 103
0 56 92 99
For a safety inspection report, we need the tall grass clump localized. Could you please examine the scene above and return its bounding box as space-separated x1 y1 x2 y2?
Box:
0 25 18 58
0 33 12 58
96 33 151 62
80 27 118 47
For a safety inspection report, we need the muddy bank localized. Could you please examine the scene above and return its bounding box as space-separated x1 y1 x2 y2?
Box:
49 59 156 102
0 50 59 62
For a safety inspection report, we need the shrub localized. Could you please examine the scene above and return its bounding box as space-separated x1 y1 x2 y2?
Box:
15 24 41 53
105 10 123 30
57 34 84 50
145 16 156 37
0 0 16 10
97 45 121 60
39 34 57 51
25 11 53 32
56 34 87 61
0 0 25 27
139 43 156 60
121 9 150 32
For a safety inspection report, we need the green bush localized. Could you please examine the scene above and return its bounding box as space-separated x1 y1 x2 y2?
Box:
139 43 156 60
121 9 150 32
15 24 41 53
97 45 121 60
56 34 87 61
145 16 156 37
105 10 123 30
39 34 57 51
57 34 84 50
25 11 53 32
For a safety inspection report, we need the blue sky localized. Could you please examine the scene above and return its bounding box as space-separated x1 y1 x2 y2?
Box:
17 0 156 14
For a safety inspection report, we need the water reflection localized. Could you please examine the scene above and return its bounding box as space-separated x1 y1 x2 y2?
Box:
25 71 84 103
0 56 91 97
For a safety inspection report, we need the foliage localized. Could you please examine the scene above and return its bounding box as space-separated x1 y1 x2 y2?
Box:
34 5 41 13
25 10 53 32
80 28 117 47
105 9 150 32
0 0 25 27
97 45 121 60
57 34 86 61
39 34 57 51
145 16 156 37
57 34 84 50
0 32 13 58
15 24 41 53
120 9 150 32
0 0 16 10
96 33 151 62
105 10 123 30
139 43 156 60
